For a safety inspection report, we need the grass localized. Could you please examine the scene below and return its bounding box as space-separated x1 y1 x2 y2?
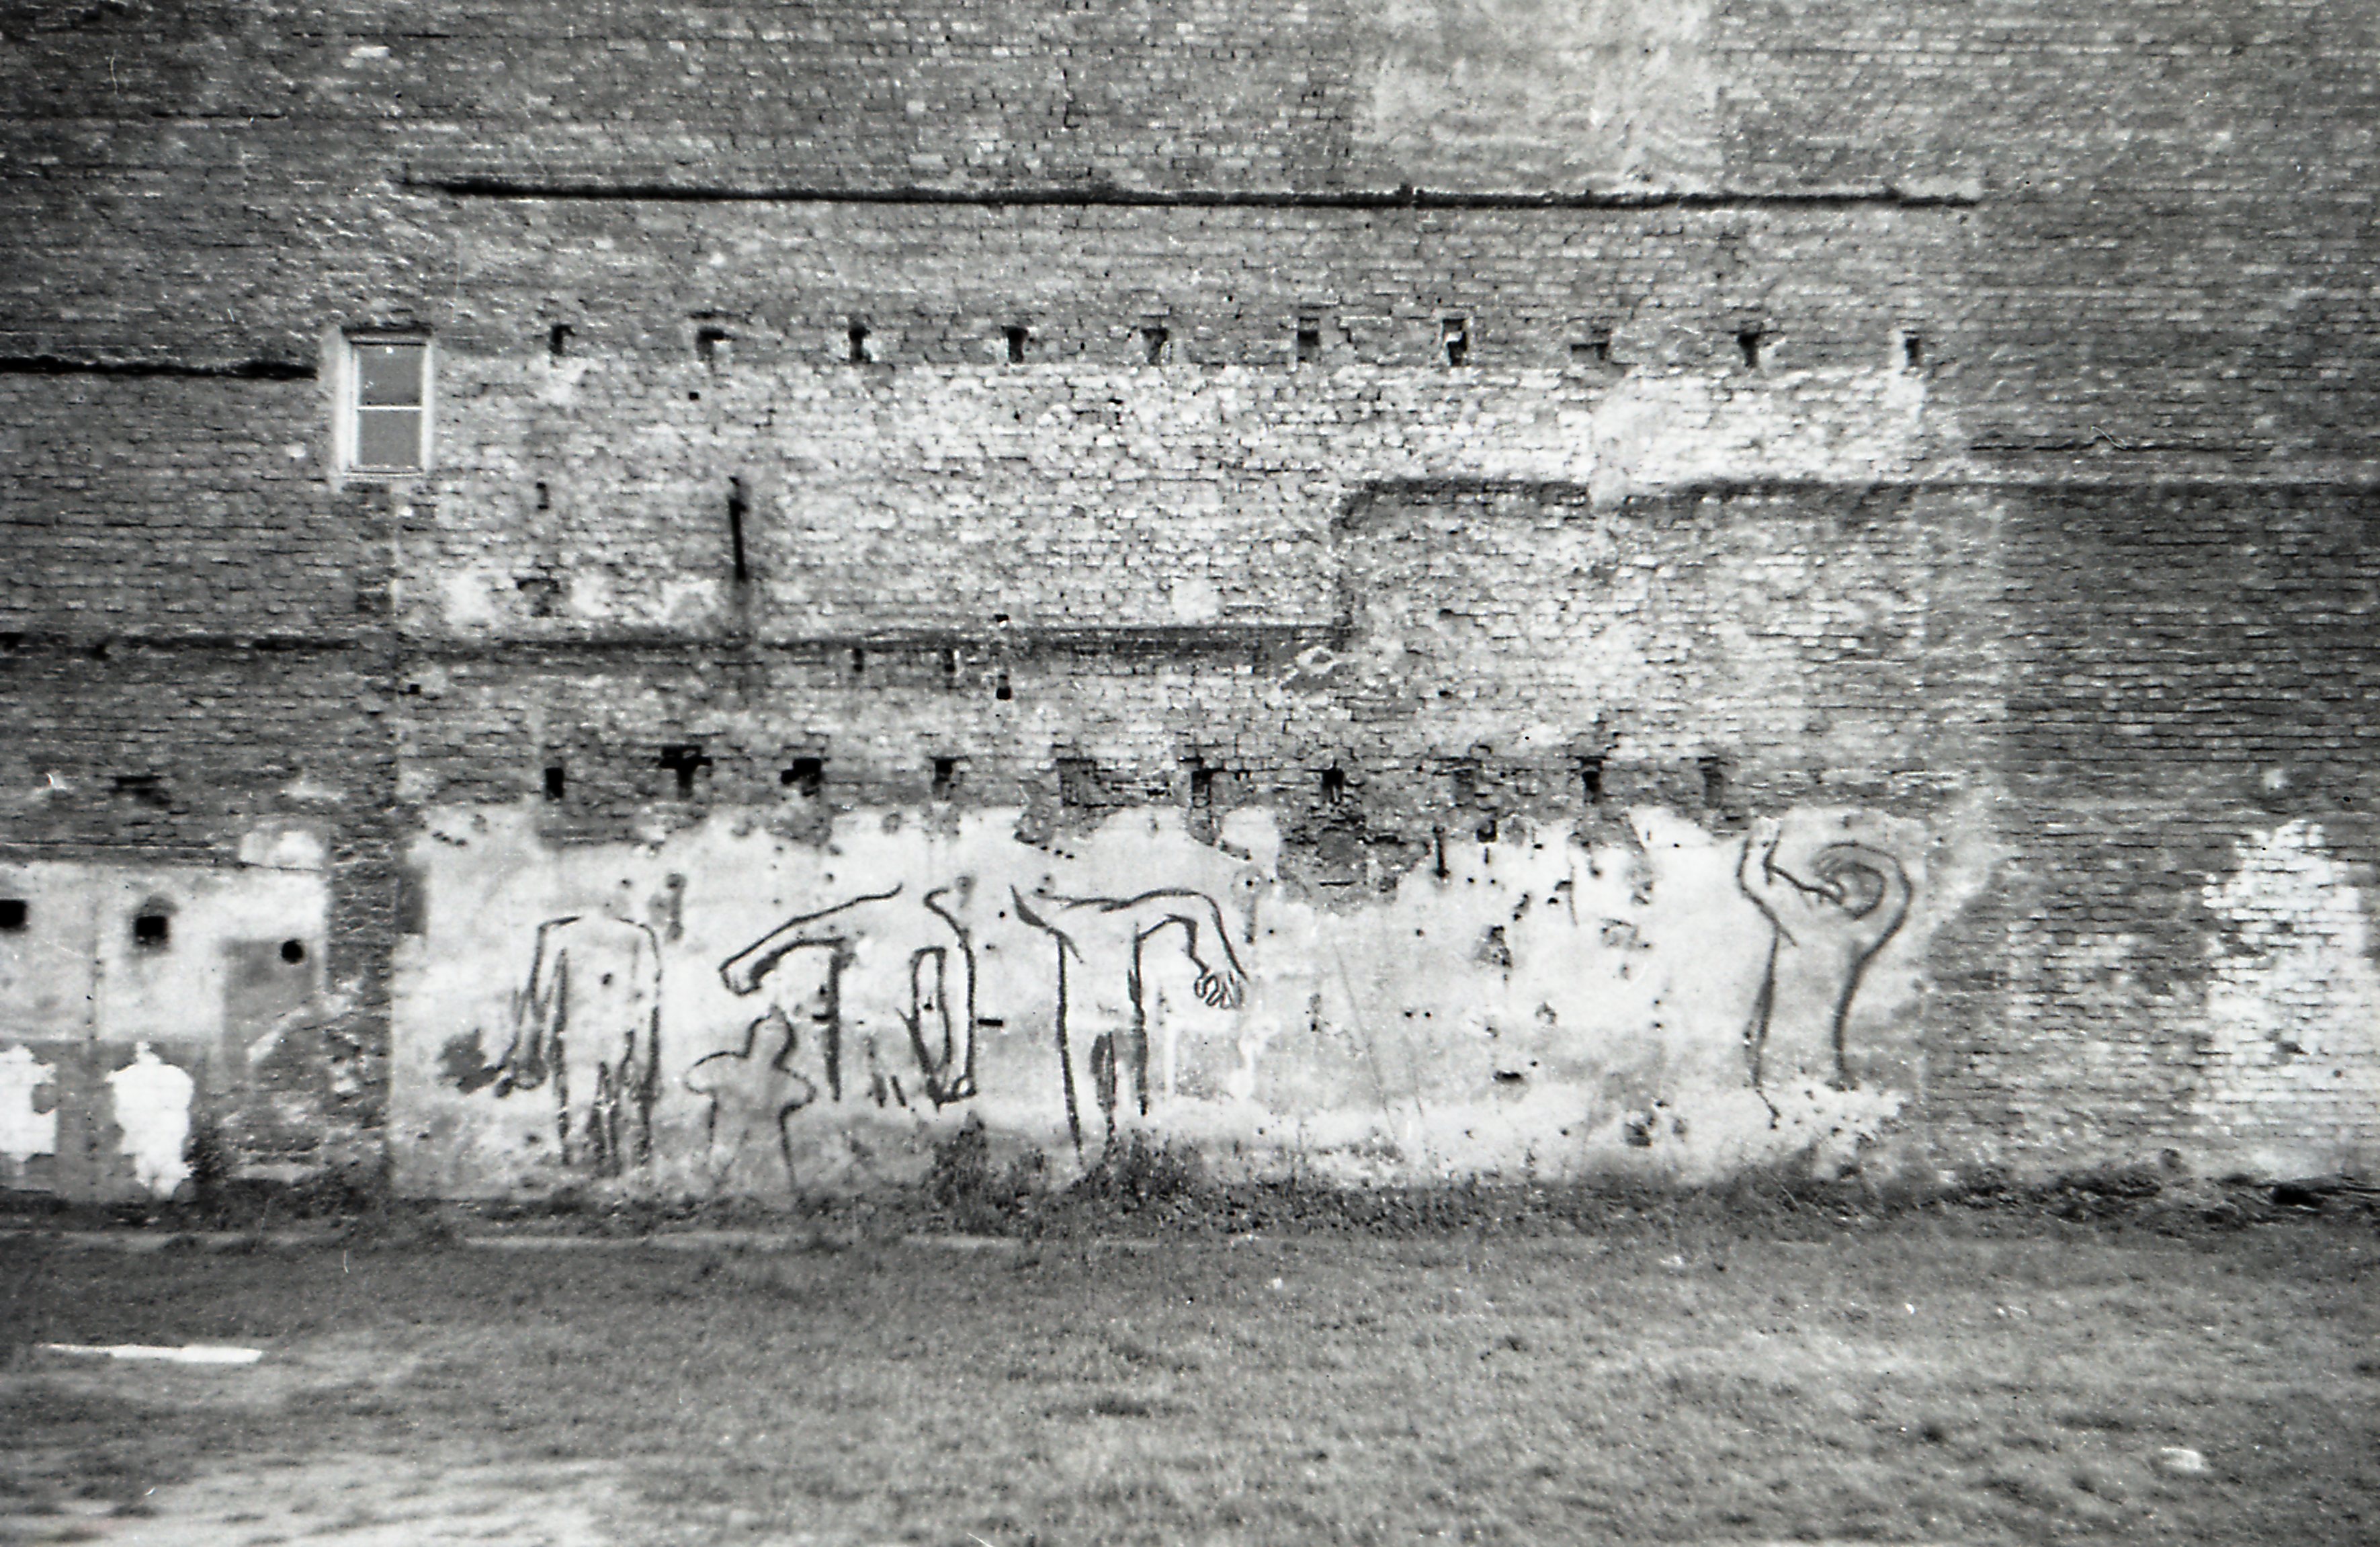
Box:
1 1208 2374 1545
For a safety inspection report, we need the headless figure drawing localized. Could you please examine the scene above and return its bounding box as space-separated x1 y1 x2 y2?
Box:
716 882 980 1111
1738 817 1912 1099
487 916 663 1173
1011 888 1249 1157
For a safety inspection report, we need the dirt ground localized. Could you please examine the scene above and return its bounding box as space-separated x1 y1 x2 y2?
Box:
1 1208 2374 1546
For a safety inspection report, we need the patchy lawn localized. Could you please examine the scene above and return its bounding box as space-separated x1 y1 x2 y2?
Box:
1 1213 2374 1545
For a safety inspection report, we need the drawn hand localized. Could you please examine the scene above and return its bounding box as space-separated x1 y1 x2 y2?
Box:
1194 965 1247 1010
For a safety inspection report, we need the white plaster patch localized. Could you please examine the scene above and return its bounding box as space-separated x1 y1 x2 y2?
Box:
239 823 329 872
2199 820 2380 1171
106 1044 196 1198
0 1044 59 1163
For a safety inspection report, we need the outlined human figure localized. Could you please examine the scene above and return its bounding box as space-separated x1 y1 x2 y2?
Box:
484 915 663 1173
1010 888 1249 1157
717 881 982 1110
683 1003 816 1189
1738 816 1912 1097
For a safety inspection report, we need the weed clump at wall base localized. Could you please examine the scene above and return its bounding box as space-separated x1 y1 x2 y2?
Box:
926 1115 1046 1234
1068 1133 1209 1218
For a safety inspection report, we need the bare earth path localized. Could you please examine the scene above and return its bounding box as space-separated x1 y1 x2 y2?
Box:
2 1216 2373 1545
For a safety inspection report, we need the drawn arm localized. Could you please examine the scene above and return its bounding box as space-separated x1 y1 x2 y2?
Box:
1101 890 1250 1009
720 884 902 994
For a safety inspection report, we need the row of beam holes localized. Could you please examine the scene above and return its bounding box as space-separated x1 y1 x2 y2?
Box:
540 751 962 802
532 746 1713 816
0 898 304 962
545 317 1925 373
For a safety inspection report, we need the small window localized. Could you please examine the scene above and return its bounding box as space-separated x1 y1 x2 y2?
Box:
0 899 26 931
343 335 430 473
133 913 171 949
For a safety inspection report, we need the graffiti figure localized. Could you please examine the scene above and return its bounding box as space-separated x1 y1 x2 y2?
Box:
1738 817 1911 1097
1011 888 1249 1157
718 881 981 1110
481 916 663 1173
683 1002 816 1189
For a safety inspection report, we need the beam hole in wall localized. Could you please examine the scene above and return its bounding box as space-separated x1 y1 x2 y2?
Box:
132 913 170 950
943 648 960 687
0 899 26 931
1737 328 1765 369
1902 331 1924 370
994 669 1013 702
113 773 168 808
1188 761 1214 809
1320 765 1349 802
695 325 731 371
849 646 866 679
726 477 750 584
931 757 958 800
783 757 825 799
280 939 306 964
1572 327 1612 367
1005 325 1029 364
1699 752 1728 808
1441 317 1470 367
1141 323 1170 364
543 764 566 801
547 323 572 360
848 319 872 364
658 744 712 798
1295 317 1321 365
534 481 550 511
1578 753 1605 805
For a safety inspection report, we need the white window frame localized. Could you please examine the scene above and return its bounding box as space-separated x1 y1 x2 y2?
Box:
337 332 433 476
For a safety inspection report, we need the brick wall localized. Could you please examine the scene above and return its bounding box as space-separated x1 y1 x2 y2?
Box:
4 0 2376 1194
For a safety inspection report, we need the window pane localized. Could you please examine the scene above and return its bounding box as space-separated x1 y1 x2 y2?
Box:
355 407 422 469
355 342 423 407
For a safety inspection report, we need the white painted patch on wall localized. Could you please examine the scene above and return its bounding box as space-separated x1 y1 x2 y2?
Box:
0 1044 59 1163
2199 819 2380 1172
105 1044 196 1198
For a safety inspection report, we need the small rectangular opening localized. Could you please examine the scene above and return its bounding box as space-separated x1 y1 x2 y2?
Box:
1188 763 1214 808
1902 331 1924 370
542 765 566 801
1057 756 1103 809
726 477 750 585
0 899 26 931
931 756 958 800
848 319 872 364
535 480 550 511
548 323 572 360
1441 317 1470 367
695 325 732 370
133 913 170 949
783 757 825 799
849 646 865 678
1736 328 1764 369
1320 765 1348 802
658 744 712 797
1004 325 1029 364
1572 327 1612 367
1698 752 1728 808
1578 753 1605 805
994 670 1013 702
943 648 960 687
1141 324 1170 364
1294 317 1322 365
112 774 168 808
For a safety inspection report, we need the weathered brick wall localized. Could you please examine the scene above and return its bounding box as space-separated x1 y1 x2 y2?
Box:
5 0 2377 1195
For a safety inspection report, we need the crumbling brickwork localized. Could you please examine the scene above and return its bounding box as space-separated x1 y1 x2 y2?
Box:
3 0 2375 1198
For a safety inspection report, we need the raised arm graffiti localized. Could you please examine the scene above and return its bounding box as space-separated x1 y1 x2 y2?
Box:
1738 817 1912 1097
